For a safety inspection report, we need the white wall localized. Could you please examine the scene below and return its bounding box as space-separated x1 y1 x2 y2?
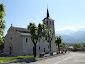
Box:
21 36 50 55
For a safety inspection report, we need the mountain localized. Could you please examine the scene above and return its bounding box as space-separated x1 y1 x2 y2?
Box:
55 29 85 43
56 30 75 35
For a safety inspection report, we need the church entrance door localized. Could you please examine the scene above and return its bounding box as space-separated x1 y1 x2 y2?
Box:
9 44 13 55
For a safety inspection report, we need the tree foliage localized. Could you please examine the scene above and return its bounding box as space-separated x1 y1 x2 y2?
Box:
27 23 46 57
44 29 53 53
83 44 85 47
59 43 65 48
73 43 81 49
55 36 62 45
45 29 53 42
55 36 62 52
0 3 5 45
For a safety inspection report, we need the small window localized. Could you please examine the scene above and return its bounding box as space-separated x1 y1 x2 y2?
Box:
10 37 12 40
39 46 40 50
50 21 51 24
47 21 48 25
26 38 27 42
44 48 45 52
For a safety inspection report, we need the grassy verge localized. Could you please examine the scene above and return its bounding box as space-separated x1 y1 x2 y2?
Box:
0 55 34 63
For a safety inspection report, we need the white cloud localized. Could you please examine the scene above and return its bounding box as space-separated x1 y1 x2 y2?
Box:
55 27 77 31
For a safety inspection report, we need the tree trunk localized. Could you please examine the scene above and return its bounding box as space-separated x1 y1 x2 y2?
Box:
32 39 37 57
58 44 60 53
49 41 51 55
34 43 36 57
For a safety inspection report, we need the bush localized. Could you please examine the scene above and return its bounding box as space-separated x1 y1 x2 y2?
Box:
83 44 85 47
59 43 65 48
73 43 81 49
40 52 44 57
56 51 60 54
61 51 63 53
50 52 53 55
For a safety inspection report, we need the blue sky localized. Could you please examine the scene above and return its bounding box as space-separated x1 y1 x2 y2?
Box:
0 0 85 35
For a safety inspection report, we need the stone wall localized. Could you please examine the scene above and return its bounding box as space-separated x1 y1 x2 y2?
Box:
4 26 21 56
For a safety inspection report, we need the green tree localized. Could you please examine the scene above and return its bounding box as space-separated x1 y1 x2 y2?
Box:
0 3 6 44
59 43 65 48
44 29 53 54
27 23 46 57
73 43 81 50
83 44 85 47
55 36 62 52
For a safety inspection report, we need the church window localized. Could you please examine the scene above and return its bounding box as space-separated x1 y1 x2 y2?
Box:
50 21 51 24
9 44 13 55
26 38 27 42
10 37 12 40
39 46 40 50
44 48 45 52
47 21 48 25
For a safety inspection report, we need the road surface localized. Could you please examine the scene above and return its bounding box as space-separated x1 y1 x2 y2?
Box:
10 52 85 64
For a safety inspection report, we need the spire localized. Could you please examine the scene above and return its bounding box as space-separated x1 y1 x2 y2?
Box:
47 8 50 18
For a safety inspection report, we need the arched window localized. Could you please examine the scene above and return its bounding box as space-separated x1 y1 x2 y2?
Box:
26 38 27 42
50 21 51 24
9 44 13 55
47 21 48 25
10 37 12 40
44 48 45 52
39 46 40 50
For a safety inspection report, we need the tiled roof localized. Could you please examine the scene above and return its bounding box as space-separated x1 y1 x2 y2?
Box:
12 27 30 36
14 27 29 33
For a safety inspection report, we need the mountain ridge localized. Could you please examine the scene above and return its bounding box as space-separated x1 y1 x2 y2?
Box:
55 29 85 43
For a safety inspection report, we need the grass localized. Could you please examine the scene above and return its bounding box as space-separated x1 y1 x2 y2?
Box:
0 55 34 63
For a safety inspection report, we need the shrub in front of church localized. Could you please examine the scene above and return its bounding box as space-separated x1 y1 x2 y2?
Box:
56 51 60 54
61 51 64 53
39 52 44 57
50 51 53 55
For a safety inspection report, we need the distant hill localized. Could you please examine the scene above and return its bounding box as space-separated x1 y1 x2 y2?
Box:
55 29 85 44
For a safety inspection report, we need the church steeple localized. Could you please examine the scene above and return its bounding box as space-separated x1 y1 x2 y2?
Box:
47 8 50 18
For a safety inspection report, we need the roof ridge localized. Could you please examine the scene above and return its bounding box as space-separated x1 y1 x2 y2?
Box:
13 26 27 29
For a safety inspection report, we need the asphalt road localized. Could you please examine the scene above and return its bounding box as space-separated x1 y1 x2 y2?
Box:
10 52 85 64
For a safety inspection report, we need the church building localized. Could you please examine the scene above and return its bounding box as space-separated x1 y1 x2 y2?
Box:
4 9 56 56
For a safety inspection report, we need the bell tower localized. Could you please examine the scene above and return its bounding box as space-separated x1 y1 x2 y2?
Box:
42 8 56 52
